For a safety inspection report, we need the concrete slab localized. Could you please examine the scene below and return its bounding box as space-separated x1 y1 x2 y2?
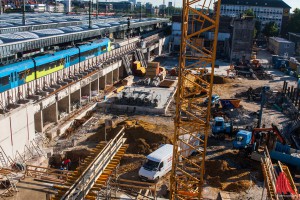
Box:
98 80 177 115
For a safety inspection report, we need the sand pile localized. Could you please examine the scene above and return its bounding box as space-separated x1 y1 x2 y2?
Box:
223 180 252 192
205 160 253 193
85 120 172 155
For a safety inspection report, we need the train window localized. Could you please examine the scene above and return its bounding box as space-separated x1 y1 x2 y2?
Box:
0 76 9 86
70 55 78 63
81 49 98 58
101 46 107 51
19 69 32 80
19 71 26 80
38 59 65 71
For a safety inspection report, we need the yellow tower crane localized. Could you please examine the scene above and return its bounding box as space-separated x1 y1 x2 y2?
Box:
170 0 221 199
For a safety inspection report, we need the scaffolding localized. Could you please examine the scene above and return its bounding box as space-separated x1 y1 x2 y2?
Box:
170 0 221 199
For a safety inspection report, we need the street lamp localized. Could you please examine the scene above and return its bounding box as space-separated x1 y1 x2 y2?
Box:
22 0 26 25
89 0 92 29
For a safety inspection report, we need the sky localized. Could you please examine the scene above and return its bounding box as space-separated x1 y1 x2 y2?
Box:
137 0 299 12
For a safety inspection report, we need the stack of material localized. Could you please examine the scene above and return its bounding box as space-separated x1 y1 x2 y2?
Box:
146 62 160 78
158 67 167 81
133 61 146 76
122 75 134 86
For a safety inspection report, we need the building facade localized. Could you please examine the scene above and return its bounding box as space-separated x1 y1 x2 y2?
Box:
219 0 290 35
230 17 255 61
268 37 295 56
288 32 300 55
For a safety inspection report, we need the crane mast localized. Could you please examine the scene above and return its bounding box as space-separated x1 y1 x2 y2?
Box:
170 0 221 199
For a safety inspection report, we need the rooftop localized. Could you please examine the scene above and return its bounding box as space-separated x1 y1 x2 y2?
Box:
221 0 291 9
270 37 293 43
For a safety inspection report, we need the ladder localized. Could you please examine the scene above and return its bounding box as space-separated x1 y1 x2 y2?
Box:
0 146 13 168
31 140 46 157
121 54 132 75
135 49 147 68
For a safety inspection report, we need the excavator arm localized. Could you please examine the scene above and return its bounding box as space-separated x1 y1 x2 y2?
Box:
251 124 286 145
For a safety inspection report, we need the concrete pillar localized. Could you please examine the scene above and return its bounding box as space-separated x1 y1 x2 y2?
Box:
43 102 58 125
146 50 151 61
113 68 119 83
70 89 81 111
91 79 99 97
106 72 113 85
58 95 70 119
99 75 106 90
34 111 43 133
119 65 125 79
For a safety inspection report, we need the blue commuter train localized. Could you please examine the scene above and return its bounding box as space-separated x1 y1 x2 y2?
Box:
0 38 111 93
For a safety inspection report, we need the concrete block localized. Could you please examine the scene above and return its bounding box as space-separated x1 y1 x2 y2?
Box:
28 95 41 101
46 131 57 141
64 78 73 83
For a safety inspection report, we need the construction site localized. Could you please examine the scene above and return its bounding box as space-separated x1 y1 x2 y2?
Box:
0 0 299 200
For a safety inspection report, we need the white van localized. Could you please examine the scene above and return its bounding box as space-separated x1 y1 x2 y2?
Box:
138 144 173 182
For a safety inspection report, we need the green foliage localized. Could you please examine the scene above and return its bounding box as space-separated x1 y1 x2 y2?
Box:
253 21 262 38
243 9 255 17
263 22 279 37
287 8 300 33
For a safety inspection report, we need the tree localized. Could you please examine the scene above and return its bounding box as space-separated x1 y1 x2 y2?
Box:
243 9 255 17
263 22 279 37
254 21 262 38
287 8 300 33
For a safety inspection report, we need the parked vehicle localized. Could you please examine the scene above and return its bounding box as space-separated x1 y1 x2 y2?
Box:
232 130 252 149
138 144 173 182
233 125 300 167
212 117 233 137
204 94 220 106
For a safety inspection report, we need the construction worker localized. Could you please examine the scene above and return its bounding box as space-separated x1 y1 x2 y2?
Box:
63 159 71 170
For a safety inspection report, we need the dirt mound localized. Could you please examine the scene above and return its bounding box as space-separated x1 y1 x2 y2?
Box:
85 120 172 155
223 180 253 192
204 74 226 84
205 160 230 176
118 154 145 180
224 107 257 126
64 148 90 170
49 154 63 168
205 159 254 193
207 175 222 188
235 87 262 98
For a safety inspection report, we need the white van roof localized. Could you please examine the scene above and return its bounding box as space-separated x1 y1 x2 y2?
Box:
147 144 173 163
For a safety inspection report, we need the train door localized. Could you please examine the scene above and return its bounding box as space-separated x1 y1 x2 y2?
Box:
10 72 18 89
65 56 70 68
